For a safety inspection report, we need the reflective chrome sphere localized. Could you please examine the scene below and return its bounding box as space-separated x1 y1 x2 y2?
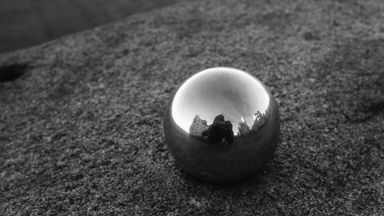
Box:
164 67 280 183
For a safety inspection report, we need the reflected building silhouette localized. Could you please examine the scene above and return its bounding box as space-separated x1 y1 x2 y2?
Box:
238 118 251 136
189 115 209 136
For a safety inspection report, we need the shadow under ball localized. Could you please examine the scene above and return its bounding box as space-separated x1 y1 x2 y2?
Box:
164 67 280 183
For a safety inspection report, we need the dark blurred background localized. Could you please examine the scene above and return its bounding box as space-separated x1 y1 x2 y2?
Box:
0 0 182 53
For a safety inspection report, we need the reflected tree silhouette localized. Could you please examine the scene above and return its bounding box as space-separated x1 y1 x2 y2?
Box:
252 110 268 131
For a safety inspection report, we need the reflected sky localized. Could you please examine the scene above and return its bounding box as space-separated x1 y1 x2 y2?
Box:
172 67 270 135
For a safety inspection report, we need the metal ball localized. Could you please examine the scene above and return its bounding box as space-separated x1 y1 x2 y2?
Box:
164 67 280 183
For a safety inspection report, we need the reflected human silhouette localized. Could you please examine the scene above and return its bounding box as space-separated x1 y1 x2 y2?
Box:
201 114 234 145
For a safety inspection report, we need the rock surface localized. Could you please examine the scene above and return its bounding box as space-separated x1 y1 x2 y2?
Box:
1 0 383 215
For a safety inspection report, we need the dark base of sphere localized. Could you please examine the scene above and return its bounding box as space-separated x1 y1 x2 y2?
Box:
164 99 280 183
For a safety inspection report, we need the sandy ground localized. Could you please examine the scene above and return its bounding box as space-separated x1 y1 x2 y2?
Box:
0 0 181 53
1 0 384 215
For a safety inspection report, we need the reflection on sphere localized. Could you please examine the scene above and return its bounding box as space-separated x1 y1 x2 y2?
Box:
164 67 280 183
